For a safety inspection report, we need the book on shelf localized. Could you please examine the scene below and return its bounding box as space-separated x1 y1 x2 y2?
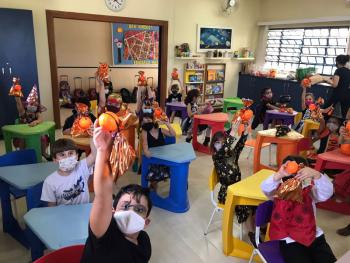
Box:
207 69 216 81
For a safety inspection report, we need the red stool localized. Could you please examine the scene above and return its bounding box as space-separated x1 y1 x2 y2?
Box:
315 149 350 171
34 245 85 263
253 129 304 173
193 113 228 154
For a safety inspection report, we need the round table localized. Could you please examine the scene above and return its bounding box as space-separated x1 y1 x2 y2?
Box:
2 121 56 162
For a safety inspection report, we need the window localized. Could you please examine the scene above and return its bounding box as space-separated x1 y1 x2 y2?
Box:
264 27 350 75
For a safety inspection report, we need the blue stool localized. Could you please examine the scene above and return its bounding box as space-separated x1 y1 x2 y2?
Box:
141 142 196 213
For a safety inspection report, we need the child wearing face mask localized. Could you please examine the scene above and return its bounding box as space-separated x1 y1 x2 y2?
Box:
81 121 152 263
166 83 183 123
294 89 315 133
183 89 212 145
13 85 50 160
317 116 342 154
210 123 257 244
251 87 279 130
40 138 97 206
261 155 336 263
141 112 175 190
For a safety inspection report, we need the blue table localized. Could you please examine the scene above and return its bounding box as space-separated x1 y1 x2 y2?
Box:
141 142 196 213
0 162 57 249
24 203 91 261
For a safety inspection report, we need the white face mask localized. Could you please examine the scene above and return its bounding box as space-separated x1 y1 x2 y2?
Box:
113 210 145 235
327 123 339 132
58 155 78 172
214 142 223 151
105 88 109 94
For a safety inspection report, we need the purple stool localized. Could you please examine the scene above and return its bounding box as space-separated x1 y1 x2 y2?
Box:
263 110 297 130
166 102 188 122
248 200 285 263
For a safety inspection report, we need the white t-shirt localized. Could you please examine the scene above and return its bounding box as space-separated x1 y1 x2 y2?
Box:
41 159 91 206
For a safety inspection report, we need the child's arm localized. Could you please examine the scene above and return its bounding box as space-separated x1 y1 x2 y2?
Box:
89 123 114 238
142 130 152 158
86 137 97 168
41 179 57 207
160 121 176 137
186 103 196 117
295 167 333 202
301 87 306 111
339 126 350 144
28 112 42 127
266 102 279 110
97 79 106 115
261 164 290 199
14 96 25 116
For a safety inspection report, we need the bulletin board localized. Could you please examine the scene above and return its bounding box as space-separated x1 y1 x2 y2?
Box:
112 23 159 65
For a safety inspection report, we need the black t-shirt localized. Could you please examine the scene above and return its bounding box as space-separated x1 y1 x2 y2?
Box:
166 93 182 103
62 111 97 131
334 67 350 99
81 218 151 263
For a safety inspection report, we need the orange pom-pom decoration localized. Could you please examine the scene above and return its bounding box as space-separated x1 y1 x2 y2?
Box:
286 161 299 174
308 103 316 111
154 108 162 118
78 117 92 130
346 121 350 131
171 68 179 80
302 78 311 88
340 144 350 156
14 84 22 91
99 112 119 132
241 109 253 122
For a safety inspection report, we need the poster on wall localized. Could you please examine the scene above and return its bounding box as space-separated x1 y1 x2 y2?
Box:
112 23 159 65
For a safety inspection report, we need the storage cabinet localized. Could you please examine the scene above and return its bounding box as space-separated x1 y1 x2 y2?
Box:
204 63 225 104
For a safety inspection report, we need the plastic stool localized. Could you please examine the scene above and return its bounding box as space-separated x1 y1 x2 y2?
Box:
253 129 304 173
263 110 298 130
223 98 244 113
301 119 320 137
166 102 188 122
193 113 228 154
2 121 56 162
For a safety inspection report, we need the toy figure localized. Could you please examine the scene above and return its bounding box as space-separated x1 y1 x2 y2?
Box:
8 77 24 97
171 68 179 80
138 71 147 86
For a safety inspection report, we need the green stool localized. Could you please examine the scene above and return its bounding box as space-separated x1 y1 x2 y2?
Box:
2 121 56 162
223 98 244 129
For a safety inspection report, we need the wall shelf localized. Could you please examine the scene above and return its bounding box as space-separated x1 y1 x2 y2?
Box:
185 81 204 84
175 56 203 60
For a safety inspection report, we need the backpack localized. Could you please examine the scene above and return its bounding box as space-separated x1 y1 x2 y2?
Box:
120 88 131 103
131 87 138 103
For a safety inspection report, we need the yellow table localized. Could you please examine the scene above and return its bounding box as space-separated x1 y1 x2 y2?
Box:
301 119 320 137
159 122 182 139
222 169 275 260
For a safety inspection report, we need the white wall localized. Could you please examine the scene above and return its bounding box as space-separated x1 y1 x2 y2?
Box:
0 0 261 121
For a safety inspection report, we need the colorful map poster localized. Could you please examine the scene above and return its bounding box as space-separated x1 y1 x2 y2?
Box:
112 23 159 65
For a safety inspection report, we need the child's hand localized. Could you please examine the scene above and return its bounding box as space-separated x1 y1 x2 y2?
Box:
339 126 346 136
144 150 152 158
273 162 290 181
93 121 113 152
295 167 321 181
28 120 40 127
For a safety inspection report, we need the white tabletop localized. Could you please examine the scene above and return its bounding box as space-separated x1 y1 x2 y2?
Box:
266 109 298 116
24 203 91 250
149 142 196 163
0 162 58 190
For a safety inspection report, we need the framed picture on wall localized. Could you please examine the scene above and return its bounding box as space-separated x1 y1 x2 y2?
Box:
197 25 233 52
112 23 159 65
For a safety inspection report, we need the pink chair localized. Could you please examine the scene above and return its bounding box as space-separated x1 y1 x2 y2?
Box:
33 245 85 263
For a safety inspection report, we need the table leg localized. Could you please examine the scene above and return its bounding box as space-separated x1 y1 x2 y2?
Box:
192 118 199 150
25 135 42 162
26 183 43 210
25 227 45 261
48 126 56 157
2 131 13 153
0 180 29 248
253 135 263 173
140 156 149 188
263 114 270 130
166 106 171 118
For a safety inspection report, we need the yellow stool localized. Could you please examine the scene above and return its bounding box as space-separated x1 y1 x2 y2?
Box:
301 119 320 137
159 122 182 140
90 100 97 117
294 112 303 125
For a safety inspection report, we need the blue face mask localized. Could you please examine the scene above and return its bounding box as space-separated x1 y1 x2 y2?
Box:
143 108 152 114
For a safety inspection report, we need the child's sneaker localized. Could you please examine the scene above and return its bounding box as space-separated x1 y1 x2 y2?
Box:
185 136 192 143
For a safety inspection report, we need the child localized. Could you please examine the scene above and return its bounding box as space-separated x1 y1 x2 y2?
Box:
210 123 257 243
251 87 279 130
141 112 175 189
41 138 96 206
317 116 342 154
62 97 96 135
261 155 336 263
183 89 211 145
166 83 183 123
81 124 152 263
294 89 315 132
13 85 49 159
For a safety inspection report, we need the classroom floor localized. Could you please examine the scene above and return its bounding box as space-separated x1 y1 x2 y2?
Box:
0 122 349 263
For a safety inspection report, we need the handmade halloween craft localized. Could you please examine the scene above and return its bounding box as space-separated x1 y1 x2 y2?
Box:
8 77 24 97
138 71 147 86
97 63 109 83
171 68 179 80
340 121 350 155
70 103 93 137
232 98 254 135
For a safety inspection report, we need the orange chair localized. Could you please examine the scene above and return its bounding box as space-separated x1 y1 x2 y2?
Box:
253 129 303 173
205 168 243 239
34 245 85 263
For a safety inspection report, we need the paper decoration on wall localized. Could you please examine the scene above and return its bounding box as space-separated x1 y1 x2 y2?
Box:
112 23 159 65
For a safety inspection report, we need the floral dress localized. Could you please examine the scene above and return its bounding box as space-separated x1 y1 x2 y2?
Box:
212 133 250 223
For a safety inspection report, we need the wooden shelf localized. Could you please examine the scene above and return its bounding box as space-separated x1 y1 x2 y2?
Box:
205 57 231 60
233 57 255 61
185 81 204 84
205 93 223 96
206 80 225 84
175 56 202 60
185 68 205 71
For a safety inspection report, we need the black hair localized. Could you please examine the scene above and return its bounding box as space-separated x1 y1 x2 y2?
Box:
336 55 350 66
142 112 159 129
75 97 91 108
210 131 226 153
113 184 153 217
52 138 78 159
185 89 200 105
260 87 272 98
171 84 179 91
